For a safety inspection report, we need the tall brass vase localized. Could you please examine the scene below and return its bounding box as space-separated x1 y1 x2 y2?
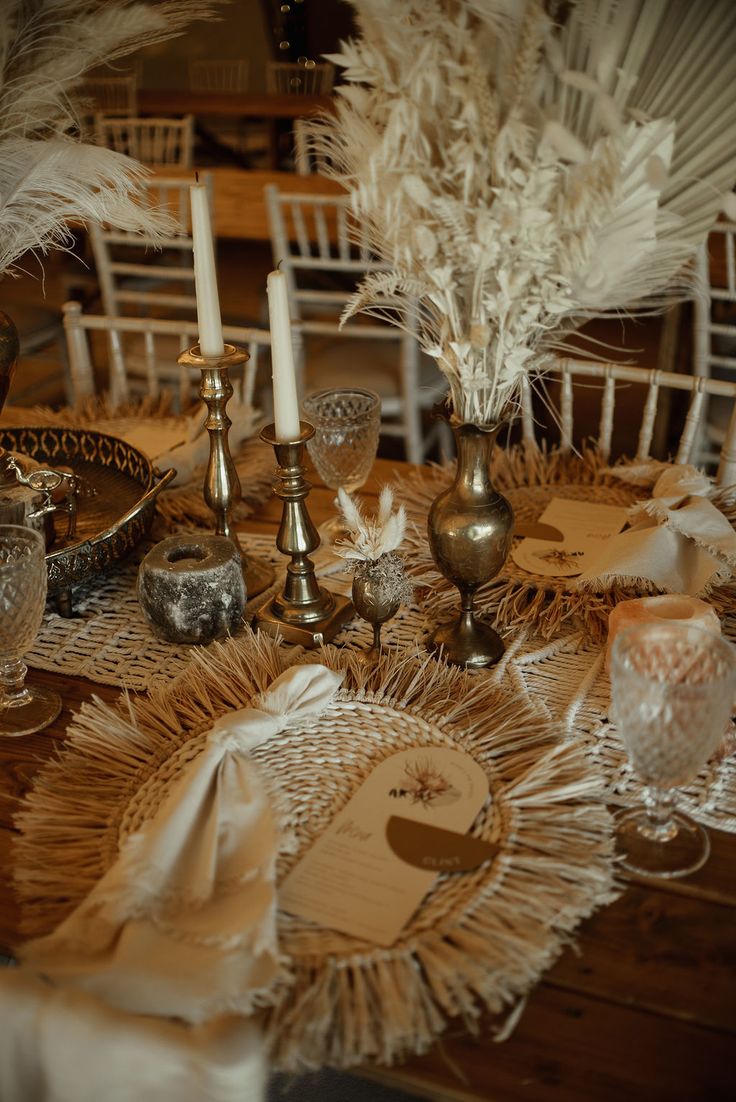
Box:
427 421 514 668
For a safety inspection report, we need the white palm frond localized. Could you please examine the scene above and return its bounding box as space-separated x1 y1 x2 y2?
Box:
311 0 736 426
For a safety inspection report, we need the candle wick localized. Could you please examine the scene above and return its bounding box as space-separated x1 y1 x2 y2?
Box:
276 258 285 270
195 170 199 184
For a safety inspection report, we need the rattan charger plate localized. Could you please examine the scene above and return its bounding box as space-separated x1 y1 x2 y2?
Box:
15 632 617 1070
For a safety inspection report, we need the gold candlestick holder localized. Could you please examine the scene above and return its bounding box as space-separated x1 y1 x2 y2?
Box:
254 421 353 646
177 343 274 598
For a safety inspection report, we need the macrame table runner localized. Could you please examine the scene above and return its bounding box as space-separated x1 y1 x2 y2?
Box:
26 528 736 835
0 401 274 530
14 632 618 1069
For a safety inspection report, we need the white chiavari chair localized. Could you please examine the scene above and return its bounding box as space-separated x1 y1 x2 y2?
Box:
266 61 334 96
264 183 447 464
693 221 736 466
88 174 212 319
188 59 249 92
80 75 138 117
93 116 194 168
63 302 270 412
521 358 736 486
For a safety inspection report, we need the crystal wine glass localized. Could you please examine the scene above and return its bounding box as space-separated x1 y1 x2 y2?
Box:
302 388 381 541
0 524 61 736
610 621 736 878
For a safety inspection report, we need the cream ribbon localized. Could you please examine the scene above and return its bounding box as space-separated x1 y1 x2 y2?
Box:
577 463 736 594
0 663 343 1101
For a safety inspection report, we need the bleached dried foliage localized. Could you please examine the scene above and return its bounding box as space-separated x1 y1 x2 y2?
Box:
336 484 407 560
311 0 736 425
0 1 222 276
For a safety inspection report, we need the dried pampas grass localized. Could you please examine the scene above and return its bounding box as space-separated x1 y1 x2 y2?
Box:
310 0 736 425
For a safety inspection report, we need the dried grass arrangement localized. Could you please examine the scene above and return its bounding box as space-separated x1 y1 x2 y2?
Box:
0 1 221 277
311 0 736 426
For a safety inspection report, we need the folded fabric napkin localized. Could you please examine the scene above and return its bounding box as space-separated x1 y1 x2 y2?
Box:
577 462 736 595
0 972 266 1102
122 402 261 487
1 662 344 1101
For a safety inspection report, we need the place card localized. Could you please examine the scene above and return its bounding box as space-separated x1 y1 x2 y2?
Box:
511 496 629 578
279 746 489 947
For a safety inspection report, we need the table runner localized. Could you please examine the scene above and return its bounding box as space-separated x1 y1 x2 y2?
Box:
26 533 736 836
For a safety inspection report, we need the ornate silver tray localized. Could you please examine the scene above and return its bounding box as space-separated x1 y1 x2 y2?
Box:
0 426 175 614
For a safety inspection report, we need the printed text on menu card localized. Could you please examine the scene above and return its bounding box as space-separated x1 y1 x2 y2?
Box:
279 746 489 947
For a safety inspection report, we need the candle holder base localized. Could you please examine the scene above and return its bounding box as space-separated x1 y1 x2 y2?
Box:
254 421 353 648
254 589 353 647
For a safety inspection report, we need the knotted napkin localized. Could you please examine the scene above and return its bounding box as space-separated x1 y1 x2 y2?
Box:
577 462 736 594
0 662 343 1101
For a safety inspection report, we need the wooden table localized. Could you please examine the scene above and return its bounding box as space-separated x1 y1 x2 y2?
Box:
1 457 734 1101
139 89 334 170
151 166 345 241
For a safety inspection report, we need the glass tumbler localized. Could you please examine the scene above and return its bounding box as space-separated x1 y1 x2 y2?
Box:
0 524 61 736
302 388 381 540
610 621 736 878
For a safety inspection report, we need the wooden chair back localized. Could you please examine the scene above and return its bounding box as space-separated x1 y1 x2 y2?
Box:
521 358 736 487
63 302 269 412
93 115 195 168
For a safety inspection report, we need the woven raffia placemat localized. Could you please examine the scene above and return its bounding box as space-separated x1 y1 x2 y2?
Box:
14 632 618 1070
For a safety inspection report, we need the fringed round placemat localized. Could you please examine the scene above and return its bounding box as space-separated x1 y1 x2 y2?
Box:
0 398 274 530
396 444 736 643
14 631 618 1070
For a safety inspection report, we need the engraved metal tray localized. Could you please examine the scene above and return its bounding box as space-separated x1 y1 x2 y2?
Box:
0 426 174 613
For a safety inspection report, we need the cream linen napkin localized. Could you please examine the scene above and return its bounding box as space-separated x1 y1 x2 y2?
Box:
122 402 261 487
0 972 266 1102
0 663 343 1101
19 663 344 1022
577 463 736 594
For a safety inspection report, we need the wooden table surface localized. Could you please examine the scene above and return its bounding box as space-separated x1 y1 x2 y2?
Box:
1 457 734 1102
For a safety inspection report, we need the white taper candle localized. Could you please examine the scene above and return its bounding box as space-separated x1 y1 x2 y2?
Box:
266 269 301 441
190 178 225 358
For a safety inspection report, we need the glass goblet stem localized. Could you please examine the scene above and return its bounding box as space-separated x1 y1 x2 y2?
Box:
0 657 31 706
640 787 678 843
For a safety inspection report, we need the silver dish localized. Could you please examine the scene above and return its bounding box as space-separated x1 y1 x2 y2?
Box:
0 426 175 615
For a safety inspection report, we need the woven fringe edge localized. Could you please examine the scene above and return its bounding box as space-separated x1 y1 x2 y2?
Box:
13 631 619 1070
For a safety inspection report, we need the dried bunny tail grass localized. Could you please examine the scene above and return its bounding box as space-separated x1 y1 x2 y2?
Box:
14 630 617 1068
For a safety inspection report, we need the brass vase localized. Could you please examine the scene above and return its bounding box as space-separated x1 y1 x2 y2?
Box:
351 560 402 665
427 421 514 668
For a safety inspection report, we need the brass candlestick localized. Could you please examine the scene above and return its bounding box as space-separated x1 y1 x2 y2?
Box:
254 421 353 646
177 343 274 598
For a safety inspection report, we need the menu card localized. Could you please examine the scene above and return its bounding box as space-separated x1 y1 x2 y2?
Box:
279 746 489 947
511 497 629 578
